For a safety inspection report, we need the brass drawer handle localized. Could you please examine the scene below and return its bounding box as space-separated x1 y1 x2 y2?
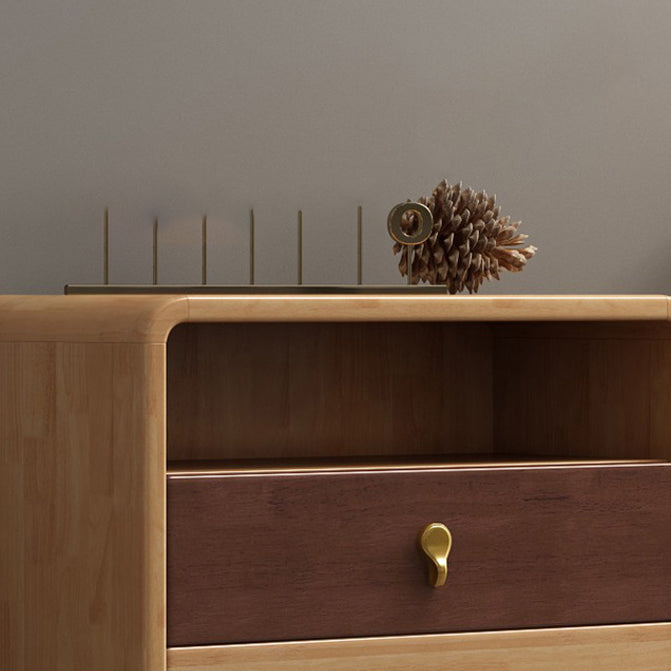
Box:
418 523 452 588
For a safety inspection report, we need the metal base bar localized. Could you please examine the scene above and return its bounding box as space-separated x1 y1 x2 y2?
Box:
64 284 449 296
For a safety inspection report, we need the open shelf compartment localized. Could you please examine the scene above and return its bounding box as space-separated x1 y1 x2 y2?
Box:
167 320 671 468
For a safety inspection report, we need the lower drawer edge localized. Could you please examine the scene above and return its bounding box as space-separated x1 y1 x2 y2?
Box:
166 623 671 671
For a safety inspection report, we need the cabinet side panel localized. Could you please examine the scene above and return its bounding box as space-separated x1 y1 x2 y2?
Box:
0 342 165 671
0 343 32 670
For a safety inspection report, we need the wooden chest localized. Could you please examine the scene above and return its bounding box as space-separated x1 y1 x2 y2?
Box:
2 295 671 671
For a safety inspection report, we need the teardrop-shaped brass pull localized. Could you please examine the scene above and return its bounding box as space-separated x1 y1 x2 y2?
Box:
418 523 452 587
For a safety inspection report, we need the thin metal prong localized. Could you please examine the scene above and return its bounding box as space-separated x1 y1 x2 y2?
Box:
249 209 255 285
153 218 158 285
357 205 363 285
103 207 109 285
297 210 303 285
407 247 413 286
201 215 207 285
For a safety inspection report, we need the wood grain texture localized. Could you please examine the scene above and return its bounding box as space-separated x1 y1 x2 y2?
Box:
166 623 671 671
494 323 671 461
0 341 166 671
0 295 188 343
3 295 671 671
185 294 671 323
167 463 671 646
0 294 668 343
167 322 493 460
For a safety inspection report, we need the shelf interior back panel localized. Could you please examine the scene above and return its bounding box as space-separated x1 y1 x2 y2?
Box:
167 322 493 461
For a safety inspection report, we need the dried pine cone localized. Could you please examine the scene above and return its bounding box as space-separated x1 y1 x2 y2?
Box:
393 179 537 293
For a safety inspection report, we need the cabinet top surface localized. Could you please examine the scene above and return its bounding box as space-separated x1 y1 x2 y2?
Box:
0 294 669 343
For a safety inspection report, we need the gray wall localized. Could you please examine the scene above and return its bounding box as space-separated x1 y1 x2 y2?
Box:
2 0 670 294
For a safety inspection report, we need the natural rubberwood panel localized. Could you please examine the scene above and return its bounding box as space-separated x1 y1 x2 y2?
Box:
0 341 166 671
186 294 671 323
0 295 668 343
494 324 671 461
167 463 671 646
166 623 671 671
167 322 493 460
0 295 188 343
2 294 671 671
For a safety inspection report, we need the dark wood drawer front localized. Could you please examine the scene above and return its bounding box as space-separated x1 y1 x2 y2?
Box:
167 464 671 646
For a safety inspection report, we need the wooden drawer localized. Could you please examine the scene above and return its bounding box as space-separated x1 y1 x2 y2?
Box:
167 463 671 646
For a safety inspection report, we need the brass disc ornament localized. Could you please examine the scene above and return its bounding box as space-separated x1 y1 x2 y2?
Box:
387 201 434 246
387 201 434 285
